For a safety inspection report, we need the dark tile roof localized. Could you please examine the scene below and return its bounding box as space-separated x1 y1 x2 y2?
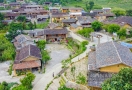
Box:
4 12 19 17
70 23 79 28
77 16 95 24
44 28 68 35
14 45 41 64
96 13 115 17
52 13 69 18
88 71 114 87
96 41 132 68
111 16 132 26
91 9 103 13
62 18 77 23
48 23 59 29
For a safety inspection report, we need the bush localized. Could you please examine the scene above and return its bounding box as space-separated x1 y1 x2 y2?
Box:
77 28 94 38
108 24 120 34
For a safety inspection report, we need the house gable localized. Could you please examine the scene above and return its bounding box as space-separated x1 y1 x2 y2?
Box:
22 56 40 62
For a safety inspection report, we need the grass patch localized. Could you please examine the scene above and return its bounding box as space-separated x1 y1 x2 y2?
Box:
36 19 49 29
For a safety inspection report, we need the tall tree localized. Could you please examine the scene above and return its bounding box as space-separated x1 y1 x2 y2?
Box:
102 68 132 90
108 24 120 34
126 10 132 16
89 1 94 10
28 21 34 30
92 21 102 31
17 15 26 22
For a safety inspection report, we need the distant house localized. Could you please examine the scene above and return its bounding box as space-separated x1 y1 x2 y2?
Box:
61 7 69 13
9 2 21 9
69 7 83 18
49 7 60 13
77 16 95 28
70 23 82 32
44 28 68 42
13 44 42 76
88 41 132 89
21 5 43 9
51 13 69 23
109 16 132 28
4 12 19 20
44 2 52 6
13 34 34 50
90 8 115 21
62 18 77 27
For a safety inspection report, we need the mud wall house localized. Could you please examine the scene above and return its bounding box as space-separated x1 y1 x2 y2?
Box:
61 7 69 13
61 18 77 27
77 16 95 28
13 34 35 50
9 2 21 9
69 8 83 18
13 45 42 76
49 7 60 13
70 23 82 32
88 41 132 90
4 12 19 20
51 13 70 23
44 28 68 42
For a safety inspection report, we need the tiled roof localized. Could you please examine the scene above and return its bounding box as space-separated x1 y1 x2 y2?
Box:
14 45 41 64
111 16 132 26
70 23 79 28
96 41 132 68
88 71 114 87
52 13 69 18
44 28 68 35
48 23 59 29
96 13 115 17
62 18 77 23
77 16 95 24
13 60 41 70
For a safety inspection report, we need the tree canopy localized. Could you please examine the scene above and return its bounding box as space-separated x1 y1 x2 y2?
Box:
17 15 26 22
102 68 132 90
108 24 120 34
92 21 102 31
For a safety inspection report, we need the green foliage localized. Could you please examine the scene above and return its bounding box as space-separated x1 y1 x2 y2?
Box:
108 24 120 34
58 85 74 90
89 1 94 10
12 85 28 90
112 9 126 16
8 62 13 75
0 34 15 61
45 81 53 90
20 72 35 89
76 73 86 85
0 81 17 90
102 68 132 90
6 22 23 41
77 28 94 38
126 9 132 16
37 40 46 50
28 21 34 30
80 41 88 52
117 28 126 38
0 13 4 21
41 50 51 63
92 21 102 31
17 15 26 22
36 19 49 29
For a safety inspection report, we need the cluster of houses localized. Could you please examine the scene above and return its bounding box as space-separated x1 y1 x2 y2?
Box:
3 1 132 89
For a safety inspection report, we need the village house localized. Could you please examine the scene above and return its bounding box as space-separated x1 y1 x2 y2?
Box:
88 41 132 90
13 44 42 76
9 2 21 9
21 5 43 9
49 7 60 13
44 28 68 42
70 23 82 32
69 7 83 18
51 13 70 23
77 16 95 28
4 12 19 20
90 8 115 21
29 30 45 40
44 2 52 6
107 16 132 28
61 7 69 13
13 34 35 50
62 18 77 27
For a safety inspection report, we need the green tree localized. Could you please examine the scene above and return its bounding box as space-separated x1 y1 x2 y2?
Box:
0 13 4 21
6 22 23 41
20 72 35 89
89 1 94 10
117 28 126 38
126 9 132 16
34 21 37 29
113 10 126 16
12 85 28 90
92 21 102 31
102 68 132 90
108 24 120 34
41 50 50 63
37 40 46 50
17 15 26 22
28 21 34 30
